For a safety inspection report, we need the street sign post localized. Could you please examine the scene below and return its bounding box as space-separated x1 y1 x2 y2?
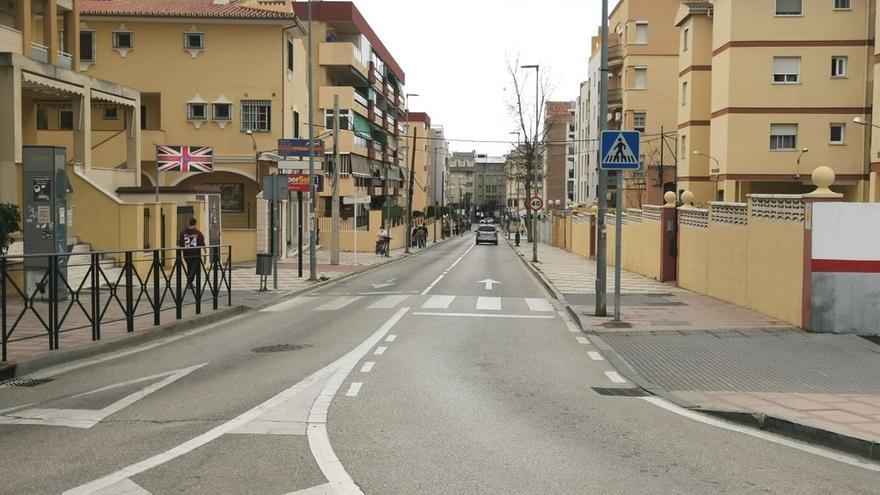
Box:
600 130 641 322
528 195 543 211
343 196 371 205
278 138 324 158
278 160 322 172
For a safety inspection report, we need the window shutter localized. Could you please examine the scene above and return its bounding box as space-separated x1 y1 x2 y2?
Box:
634 68 647 89
635 23 648 44
773 57 800 74
771 124 797 136
776 0 802 15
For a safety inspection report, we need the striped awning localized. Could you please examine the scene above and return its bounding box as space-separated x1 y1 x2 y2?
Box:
91 89 136 107
351 154 371 178
22 71 83 96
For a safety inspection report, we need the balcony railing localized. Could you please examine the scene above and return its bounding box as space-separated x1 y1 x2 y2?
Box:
608 88 622 105
57 51 72 69
374 106 384 119
608 44 624 62
319 42 367 76
30 42 48 63
353 91 369 108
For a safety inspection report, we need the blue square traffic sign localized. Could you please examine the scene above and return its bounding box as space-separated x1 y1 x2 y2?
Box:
600 131 641 170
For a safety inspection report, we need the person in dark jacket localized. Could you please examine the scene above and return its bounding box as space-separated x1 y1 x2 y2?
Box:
179 218 205 291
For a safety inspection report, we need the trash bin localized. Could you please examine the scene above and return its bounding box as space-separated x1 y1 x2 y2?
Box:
256 253 273 276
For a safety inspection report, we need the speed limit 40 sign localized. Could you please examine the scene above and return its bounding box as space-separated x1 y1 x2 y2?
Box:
528 196 544 211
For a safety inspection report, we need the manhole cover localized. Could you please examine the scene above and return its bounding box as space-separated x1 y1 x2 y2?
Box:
250 344 310 354
592 387 648 398
0 377 54 388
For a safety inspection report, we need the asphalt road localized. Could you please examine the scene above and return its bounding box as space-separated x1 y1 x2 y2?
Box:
0 233 878 494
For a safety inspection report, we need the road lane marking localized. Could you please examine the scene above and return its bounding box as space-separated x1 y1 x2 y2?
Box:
576 336 590 345
476 297 502 311
368 295 409 309
422 295 455 309
412 312 555 320
66 308 410 495
92 478 152 495
385 335 397 342
643 396 880 473
360 362 375 373
421 242 475 295
588 351 604 361
374 346 387 355
604 371 627 384
314 296 363 311
262 297 313 312
345 383 362 397
525 298 554 312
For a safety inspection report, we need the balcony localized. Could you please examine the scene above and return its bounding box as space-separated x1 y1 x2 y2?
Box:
30 42 48 63
319 42 368 80
0 24 23 55
608 88 622 106
319 86 369 115
385 114 395 133
608 44 624 66
57 51 72 70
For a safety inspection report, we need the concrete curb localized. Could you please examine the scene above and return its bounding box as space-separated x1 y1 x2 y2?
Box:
3 238 453 378
697 408 880 461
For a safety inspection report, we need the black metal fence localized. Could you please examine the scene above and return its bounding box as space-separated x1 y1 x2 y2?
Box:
0 245 232 362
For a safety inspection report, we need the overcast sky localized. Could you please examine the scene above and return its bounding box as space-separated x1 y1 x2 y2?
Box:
353 0 601 156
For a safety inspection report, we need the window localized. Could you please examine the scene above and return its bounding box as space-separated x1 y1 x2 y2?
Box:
681 134 687 157
834 0 851 9
241 100 271 132
37 105 48 130
212 103 232 121
773 57 800 83
184 32 204 50
633 67 647 89
324 109 352 131
80 31 95 62
633 112 646 133
59 108 74 130
635 22 648 44
287 40 294 71
776 0 802 15
112 31 133 49
831 56 847 77
770 124 798 150
682 81 688 105
103 106 118 120
293 111 300 138
830 123 845 144
568 123 575 133
683 27 690 51
187 102 207 121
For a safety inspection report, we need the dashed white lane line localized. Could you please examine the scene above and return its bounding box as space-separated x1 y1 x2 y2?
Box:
385 334 397 342
588 351 604 361
345 383 362 397
576 336 590 345
374 346 388 355
422 295 455 309
525 298 554 312
421 242 475 295
412 312 555 320
643 396 880 473
368 295 409 309
314 296 363 311
360 362 375 373
475 297 502 311
604 371 627 384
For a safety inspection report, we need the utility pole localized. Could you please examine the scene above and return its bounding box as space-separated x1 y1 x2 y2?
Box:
330 95 340 265
595 0 610 316
521 64 540 263
306 0 317 281
406 126 418 253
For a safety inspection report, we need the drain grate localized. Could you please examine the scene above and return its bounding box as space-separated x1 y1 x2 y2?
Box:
592 387 648 398
251 344 310 354
0 377 54 388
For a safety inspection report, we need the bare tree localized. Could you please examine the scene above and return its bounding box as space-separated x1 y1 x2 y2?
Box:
505 56 555 242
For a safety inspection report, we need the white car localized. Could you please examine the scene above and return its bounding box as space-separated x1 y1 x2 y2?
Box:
475 225 499 245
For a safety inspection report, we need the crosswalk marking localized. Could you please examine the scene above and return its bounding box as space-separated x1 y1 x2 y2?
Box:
314 296 363 311
422 295 455 309
262 297 312 312
368 295 409 309
476 297 502 311
525 298 554 312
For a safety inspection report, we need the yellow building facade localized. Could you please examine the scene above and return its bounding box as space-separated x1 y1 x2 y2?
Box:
676 0 873 204
402 112 431 214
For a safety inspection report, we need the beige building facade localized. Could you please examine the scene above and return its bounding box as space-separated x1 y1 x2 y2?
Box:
676 0 874 204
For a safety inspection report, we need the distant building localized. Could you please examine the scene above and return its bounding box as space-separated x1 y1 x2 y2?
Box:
542 101 575 208
474 154 507 216
447 151 475 214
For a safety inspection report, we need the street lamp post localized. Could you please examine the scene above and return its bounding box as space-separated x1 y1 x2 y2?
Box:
306 0 317 281
521 64 540 263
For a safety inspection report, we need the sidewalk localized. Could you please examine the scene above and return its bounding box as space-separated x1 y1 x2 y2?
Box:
1 244 428 372
513 240 880 453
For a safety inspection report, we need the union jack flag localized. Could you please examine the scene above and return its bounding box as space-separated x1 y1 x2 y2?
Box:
156 145 214 173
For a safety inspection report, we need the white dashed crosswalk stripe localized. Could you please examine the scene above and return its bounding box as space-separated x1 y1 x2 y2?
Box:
422 295 455 309
368 295 409 309
524 298 554 312
261 297 314 312
314 296 363 311
475 297 502 311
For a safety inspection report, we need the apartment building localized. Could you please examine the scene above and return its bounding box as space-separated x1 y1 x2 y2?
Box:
1 0 146 253
427 126 449 209
293 1 408 226
676 0 873 203
401 112 430 213
542 101 575 208
447 151 475 214
77 0 306 259
607 0 680 208
473 154 507 216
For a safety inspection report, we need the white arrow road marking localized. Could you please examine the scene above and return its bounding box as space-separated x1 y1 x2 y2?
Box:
287 483 334 495
371 278 396 289
478 279 502 290
66 308 409 495
0 363 207 429
92 478 152 495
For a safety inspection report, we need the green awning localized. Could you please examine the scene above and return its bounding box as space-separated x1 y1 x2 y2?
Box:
353 113 372 138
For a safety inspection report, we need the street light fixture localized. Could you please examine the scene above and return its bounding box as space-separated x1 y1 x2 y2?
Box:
795 147 809 179
853 116 880 129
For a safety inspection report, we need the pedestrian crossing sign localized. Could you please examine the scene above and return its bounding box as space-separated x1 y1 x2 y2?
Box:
600 130 641 170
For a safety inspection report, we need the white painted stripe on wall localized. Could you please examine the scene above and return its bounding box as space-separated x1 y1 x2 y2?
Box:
812 202 880 261
476 297 502 311
314 296 363 311
422 295 455 309
368 295 409 309
525 298 554 312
